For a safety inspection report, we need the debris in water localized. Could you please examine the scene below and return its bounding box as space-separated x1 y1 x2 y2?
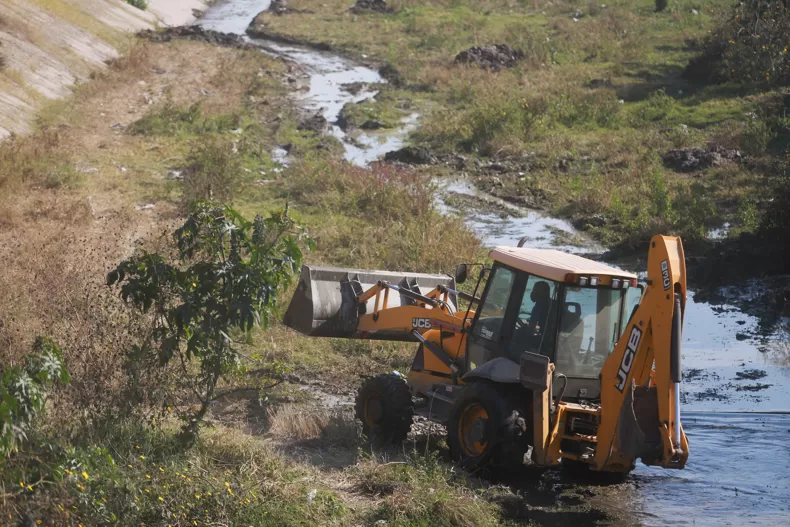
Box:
734 369 768 380
736 383 772 392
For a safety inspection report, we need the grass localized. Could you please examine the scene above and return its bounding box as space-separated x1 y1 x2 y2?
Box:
0 25 496 527
256 0 788 250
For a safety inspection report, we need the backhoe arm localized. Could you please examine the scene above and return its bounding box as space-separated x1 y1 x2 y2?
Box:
595 235 689 471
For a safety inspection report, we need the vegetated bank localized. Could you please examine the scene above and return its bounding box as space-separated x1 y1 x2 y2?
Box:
253 0 789 270
0 24 535 527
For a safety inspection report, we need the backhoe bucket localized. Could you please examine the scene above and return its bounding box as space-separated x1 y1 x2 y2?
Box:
283 265 456 340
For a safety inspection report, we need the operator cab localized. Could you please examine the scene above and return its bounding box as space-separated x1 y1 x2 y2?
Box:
466 247 641 402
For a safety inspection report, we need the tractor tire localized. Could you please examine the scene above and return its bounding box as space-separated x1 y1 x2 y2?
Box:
447 382 530 472
355 373 414 444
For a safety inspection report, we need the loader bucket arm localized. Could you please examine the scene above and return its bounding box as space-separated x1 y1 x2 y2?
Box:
595 235 689 471
283 265 459 340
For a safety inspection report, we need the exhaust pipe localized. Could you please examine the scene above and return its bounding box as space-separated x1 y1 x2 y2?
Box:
282 265 456 340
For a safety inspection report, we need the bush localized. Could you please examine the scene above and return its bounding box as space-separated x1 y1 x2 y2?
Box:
655 0 668 12
126 0 148 9
182 138 242 204
686 1 790 86
108 203 312 442
1 338 68 458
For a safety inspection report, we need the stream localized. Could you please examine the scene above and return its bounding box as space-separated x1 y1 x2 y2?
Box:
197 1 790 525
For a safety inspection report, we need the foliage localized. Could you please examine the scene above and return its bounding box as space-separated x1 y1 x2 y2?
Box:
107 203 312 442
1 338 69 459
126 0 148 10
131 102 240 137
655 0 668 12
687 0 790 86
182 138 242 204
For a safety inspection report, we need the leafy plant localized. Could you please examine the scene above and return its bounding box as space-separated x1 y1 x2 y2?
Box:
686 0 790 87
126 0 148 10
182 138 243 205
1 338 69 458
107 202 312 442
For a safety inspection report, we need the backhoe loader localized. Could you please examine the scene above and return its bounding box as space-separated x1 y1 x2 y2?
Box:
283 235 689 475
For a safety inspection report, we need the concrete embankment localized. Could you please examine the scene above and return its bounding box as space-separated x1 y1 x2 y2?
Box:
0 0 208 139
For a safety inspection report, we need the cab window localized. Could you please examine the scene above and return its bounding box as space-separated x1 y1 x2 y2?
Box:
556 287 625 377
471 266 515 342
508 275 559 359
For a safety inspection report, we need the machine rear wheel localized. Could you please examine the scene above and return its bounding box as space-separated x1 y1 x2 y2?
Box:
447 383 529 471
355 373 414 444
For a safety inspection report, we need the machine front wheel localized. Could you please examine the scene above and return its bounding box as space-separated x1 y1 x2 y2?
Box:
355 373 414 444
447 382 529 471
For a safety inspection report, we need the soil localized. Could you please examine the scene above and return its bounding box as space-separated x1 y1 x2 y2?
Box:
138 25 253 49
383 146 466 168
454 44 525 71
661 145 742 173
350 0 394 14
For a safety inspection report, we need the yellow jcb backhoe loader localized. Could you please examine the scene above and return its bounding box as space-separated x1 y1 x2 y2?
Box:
283 235 689 475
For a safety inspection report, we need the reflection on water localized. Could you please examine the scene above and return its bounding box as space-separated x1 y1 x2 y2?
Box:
635 412 790 526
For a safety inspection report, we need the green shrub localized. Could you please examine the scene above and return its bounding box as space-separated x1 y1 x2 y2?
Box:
686 0 790 87
126 0 148 10
182 138 242 204
131 102 240 137
108 203 312 442
1 338 68 459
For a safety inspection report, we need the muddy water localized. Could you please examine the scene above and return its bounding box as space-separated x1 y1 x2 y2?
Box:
196 1 790 524
200 0 415 166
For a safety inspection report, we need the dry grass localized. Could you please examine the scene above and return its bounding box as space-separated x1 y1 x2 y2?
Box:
267 405 359 441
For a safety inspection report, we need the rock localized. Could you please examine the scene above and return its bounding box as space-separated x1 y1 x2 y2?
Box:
167 170 183 180
662 145 741 173
340 82 368 95
298 112 328 133
378 64 405 87
384 146 437 165
135 203 155 211
454 44 525 71
350 0 393 14
269 0 289 15
572 9 584 18
360 120 384 130
572 213 607 230
586 78 611 89
137 26 252 50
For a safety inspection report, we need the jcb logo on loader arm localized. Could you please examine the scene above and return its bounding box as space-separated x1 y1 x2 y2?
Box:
412 318 432 329
616 327 642 392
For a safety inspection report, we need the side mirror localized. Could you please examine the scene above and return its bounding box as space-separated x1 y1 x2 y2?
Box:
455 263 468 285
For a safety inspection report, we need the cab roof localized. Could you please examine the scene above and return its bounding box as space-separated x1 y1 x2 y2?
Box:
490 246 637 282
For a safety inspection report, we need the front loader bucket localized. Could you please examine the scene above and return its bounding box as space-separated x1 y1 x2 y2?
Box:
283 265 456 340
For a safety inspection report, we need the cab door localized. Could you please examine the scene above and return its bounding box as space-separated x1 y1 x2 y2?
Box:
466 264 525 371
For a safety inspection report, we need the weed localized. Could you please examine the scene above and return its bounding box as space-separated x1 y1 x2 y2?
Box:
687 1 790 87
108 203 312 442
126 0 148 9
181 138 242 204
